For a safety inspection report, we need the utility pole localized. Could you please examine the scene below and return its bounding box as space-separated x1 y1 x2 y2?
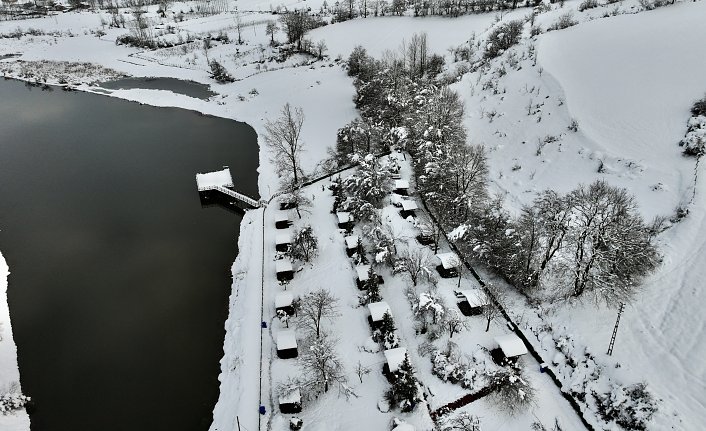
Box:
607 302 625 356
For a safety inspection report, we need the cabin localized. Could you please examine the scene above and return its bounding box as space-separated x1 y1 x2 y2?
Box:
276 330 298 359
367 301 392 330
275 230 292 253
275 292 295 316
435 252 461 278
275 211 292 229
276 259 294 282
416 223 435 246
344 235 359 257
383 347 407 378
393 179 409 196
278 387 302 414
491 334 528 365
390 194 405 208
336 211 353 230
456 289 490 316
356 264 383 289
399 200 418 219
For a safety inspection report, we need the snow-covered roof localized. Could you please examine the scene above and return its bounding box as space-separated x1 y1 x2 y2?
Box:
367 301 391 322
275 292 294 309
459 289 490 308
345 235 359 249
274 211 290 223
356 264 371 282
390 194 405 206
495 334 528 358
196 168 233 191
394 179 409 190
436 252 461 270
277 330 298 350
392 424 415 431
275 231 291 245
401 200 418 211
276 259 293 273
336 212 351 224
384 347 407 373
278 387 301 405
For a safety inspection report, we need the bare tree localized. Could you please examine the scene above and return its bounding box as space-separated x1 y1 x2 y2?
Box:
481 283 505 332
299 333 346 393
315 39 328 59
443 309 470 339
289 225 318 263
265 21 278 45
264 103 305 189
441 412 482 431
296 289 340 338
234 8 244 44
393 248 434 286
354 360 371 383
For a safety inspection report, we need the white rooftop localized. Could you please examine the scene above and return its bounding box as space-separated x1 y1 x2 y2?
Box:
356 264 371 282
275 211 290 223
336 212 351 224
278 387 301 405
277 330 298 350
460 289 490 308
436 252 461 270
196 168 233 191
384 347 407 373
367 301 391 322
345 235 359 249
495 334 528 358
392 424 415 431
401 200 418 212
394 179 409 190
275 292 294 308
390 194 405 206
276 231 292 245
276 259 293 273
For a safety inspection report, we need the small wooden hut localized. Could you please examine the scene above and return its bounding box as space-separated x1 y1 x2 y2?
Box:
275 292 295 316
276 259 294 282
276 330 298 359
275 230 292 253
278 387 302 414
435 252 461 278
456 289 490 316
367 301 392 330
491 334 528 365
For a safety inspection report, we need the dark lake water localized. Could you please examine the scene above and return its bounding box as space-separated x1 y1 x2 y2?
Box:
100 77 216 100
0 78 258 430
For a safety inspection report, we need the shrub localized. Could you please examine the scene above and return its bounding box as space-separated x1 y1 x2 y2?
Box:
209 60 234 83
548 12 577 31
578 0 599 11
484 20 524 60
596 383 658 430
691 95 706 117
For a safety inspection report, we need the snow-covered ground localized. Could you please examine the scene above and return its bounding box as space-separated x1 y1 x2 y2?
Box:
2 0 706 430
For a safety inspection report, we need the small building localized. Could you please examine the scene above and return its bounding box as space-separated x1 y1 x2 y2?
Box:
355 264 372 289
336 211 353 229
278 387 302 414
276 259 294 282
456 289 490 316
383 347 407 377
276 330 298 359
390 194 405 208
275 211 291 229
491 334 528 365
393 179 409 196
416 223 435 246
435 252 461 278
275 292 295 316
399 200 418 219
344 235 359 257
367 301 392 329
275 230 292 253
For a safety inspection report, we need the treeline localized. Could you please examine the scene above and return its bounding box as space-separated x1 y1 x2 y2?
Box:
335 38 661 307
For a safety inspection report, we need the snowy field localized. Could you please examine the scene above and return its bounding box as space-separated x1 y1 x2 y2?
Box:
1 0 706 430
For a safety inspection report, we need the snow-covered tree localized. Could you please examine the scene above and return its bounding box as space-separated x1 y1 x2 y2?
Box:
393 248 434 286
596 382 657 431
289 225 318 263
386 354 422 412
299 333 346 394
488 366 535 414
342 153 392 208
443 309 469 338
296 289 340 338
413 291 446 332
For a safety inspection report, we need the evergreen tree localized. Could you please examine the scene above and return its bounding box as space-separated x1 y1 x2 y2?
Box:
388 355 420 412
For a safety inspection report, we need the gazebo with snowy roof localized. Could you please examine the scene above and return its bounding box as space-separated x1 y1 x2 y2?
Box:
367 301 392 329
393 179 410 196
276 330 298 359
492 333 528 365
278 387 302 413
275 292 295 316
383 347 408 378
275 230 292 253
274 211 291 229
336 211 353 229
276 259 294 282
399 199 419 219
435 252 461 278
456 289 490 316
344 235 359 257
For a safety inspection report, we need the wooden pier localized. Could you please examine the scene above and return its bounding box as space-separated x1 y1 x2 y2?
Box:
196 167 261 209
